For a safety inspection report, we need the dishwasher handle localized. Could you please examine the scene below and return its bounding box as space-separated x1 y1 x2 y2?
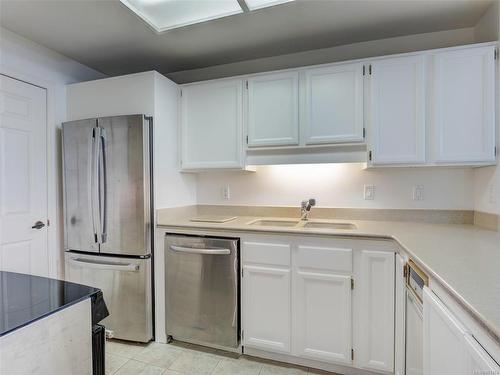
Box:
68 257 139 271
169 245 231 255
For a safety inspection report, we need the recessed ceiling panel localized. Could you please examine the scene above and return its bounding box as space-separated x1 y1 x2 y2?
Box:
244 0 294 11
120 0 243 32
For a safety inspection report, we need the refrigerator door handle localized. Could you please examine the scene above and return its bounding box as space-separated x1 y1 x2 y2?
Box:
90 125 100 244
98 126 108 244
68 257 139 272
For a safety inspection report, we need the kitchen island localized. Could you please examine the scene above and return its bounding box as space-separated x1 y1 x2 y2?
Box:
0 271 108 375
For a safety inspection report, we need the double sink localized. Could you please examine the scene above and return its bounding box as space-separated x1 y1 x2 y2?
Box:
247 218 357 230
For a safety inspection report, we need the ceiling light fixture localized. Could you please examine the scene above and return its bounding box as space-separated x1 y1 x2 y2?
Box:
120 0 243 33
120 0 295 33
243 0 294 11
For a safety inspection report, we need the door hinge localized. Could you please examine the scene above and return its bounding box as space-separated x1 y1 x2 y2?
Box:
351 348 354 361
369 64 372 75
495 48 498 60
47 219 50 227
362 128 366 138
363 65 366 76
495 146 497 157
180 89 183 97
351 278 354 290
241 330 244 340
246 135 249 144
368 150 372 161
246 81 248 89
241 268 244 278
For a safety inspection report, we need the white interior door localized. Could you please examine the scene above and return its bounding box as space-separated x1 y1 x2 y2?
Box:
0 74 48 277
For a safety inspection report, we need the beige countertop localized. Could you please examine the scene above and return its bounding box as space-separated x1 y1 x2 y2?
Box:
157 208 500 344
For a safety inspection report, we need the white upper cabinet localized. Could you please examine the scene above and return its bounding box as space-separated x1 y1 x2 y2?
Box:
368 55 426 164
431 45 496 164
179 43 496 169
180 79 244 169
304 62 364 144
247 72 299 147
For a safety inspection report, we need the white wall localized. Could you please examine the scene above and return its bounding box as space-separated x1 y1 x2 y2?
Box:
197 164 474 210
153 73 197 208
67 71 198 209
474 2 500 215
168 27 476 83
0 27 106 278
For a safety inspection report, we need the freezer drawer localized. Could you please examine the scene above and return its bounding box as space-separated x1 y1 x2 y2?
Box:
166 235 239 350
65 252 152 342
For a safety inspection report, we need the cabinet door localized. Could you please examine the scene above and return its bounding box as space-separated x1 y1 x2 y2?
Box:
464 334 500 373
247 72 299 147
431 46 495 163
295 270 352 364
242 265 291 353
423 287 467 375
180 79 243 169
304 63 364 144
394 254 406 375
369 55 426 164
357 250 395 372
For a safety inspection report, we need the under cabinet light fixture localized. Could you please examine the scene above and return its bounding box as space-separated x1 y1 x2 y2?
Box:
120 0 295 33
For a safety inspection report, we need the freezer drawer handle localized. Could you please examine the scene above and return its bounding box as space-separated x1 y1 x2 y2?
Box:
169 245 230 255
69 257 139 271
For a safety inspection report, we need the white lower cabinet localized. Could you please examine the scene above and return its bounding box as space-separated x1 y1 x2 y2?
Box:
243 265 291 353
465 334 500 373
357 250 395 373
294 245 353 365
242 236 396 373
242 241 291 353
423 287 500 375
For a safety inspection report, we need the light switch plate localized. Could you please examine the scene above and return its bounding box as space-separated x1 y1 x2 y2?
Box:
364 185 375 200
222 185 230 200
489 183 496 204
413 185 424 201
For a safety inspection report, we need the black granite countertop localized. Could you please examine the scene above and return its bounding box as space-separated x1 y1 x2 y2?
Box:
0 271 108 337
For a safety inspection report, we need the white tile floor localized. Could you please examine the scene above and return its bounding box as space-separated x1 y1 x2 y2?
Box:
105 339 340 375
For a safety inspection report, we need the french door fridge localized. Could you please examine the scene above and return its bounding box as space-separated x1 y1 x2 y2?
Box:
62 114 153 342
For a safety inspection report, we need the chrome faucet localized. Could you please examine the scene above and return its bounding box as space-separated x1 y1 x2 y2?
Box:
300 199 316 221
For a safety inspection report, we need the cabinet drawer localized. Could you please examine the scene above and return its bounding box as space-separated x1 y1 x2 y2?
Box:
296 245 352 273
243 241 290 267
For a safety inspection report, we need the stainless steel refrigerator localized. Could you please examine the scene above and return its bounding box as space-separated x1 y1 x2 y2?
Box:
62 114 153 343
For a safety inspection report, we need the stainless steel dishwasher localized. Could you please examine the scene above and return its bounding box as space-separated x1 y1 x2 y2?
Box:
165 234 239 351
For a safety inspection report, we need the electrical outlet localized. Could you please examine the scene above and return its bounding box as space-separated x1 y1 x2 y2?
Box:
413 185 424 201
222 185 230 200
364 185 375 200
489 183 496 204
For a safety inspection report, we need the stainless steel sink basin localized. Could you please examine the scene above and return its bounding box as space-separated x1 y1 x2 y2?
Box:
303 221 357 230
248 219 301 227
